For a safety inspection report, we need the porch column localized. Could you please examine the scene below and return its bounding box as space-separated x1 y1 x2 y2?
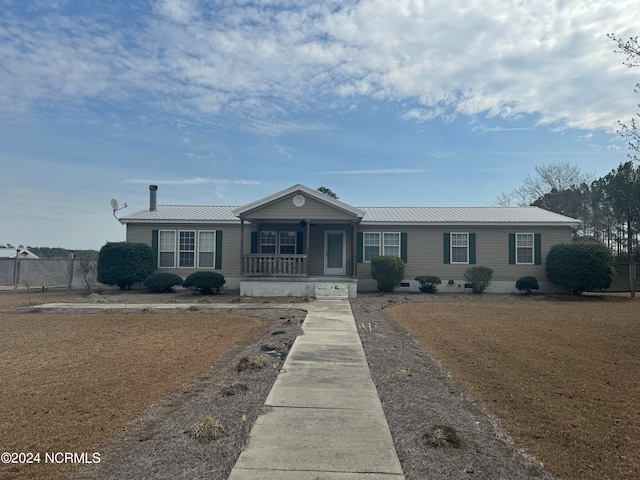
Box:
305 219 310 276
240 219 245 277
352 220 358 278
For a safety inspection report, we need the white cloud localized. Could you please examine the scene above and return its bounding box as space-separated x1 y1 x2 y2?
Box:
124 177 261 185
0 0 638 131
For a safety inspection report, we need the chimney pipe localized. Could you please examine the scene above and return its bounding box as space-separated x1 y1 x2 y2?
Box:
149 185 157 211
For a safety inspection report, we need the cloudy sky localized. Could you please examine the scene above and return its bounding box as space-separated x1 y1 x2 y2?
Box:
1 0 638 249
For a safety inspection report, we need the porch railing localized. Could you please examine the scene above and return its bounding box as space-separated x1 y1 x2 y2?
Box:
242 254 307 276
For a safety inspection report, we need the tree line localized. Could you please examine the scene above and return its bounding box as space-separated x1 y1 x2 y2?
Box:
497 161 640 259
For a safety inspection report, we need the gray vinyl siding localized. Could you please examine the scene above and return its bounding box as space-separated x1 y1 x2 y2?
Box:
243 194 357 221
356 224 573 282
126 223 243 278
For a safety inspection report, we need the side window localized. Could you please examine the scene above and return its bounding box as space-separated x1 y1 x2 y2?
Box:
158 230 176 267
451 233 469 264
363 232 380 262
383 232 401 258
198 231 216 268
516 233 534 264
178 231 196 268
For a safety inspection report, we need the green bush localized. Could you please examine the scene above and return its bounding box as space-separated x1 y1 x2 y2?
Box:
463 266 493 294
144 273 184 293
415 275 442 293
183 271 226 295
370 256 406 293
515 276 539 293
97 242 155 290
546 243 613 295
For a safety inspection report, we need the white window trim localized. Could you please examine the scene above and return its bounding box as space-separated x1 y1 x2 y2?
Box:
178 230 196 268
197 230 216 269
260 230 297 255
260 231 277 254
516 232 535 265
450 232 469 264
158 230 176 268
278 231 297 255
382 232 401 258
363 232 381 263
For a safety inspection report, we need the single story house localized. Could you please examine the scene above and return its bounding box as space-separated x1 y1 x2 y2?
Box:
119 184 580 297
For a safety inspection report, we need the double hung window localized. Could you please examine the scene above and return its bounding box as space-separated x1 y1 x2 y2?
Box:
516 233 534 264
158 230 176 267
260 231 297 255
451 233 469 264
363 233 381 262
383 233 401 258
179 231 196 268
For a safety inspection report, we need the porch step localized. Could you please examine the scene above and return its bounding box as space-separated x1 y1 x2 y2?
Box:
314 283 350 299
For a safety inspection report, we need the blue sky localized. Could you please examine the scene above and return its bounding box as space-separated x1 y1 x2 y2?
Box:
0 0 638 249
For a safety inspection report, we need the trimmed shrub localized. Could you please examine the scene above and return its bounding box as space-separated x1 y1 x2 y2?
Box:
463 266 493 294
546 243 614 295
516 276 539 293
97 242 155 290
144 273 184 293
516 276 540 293
371 256 406 293
415 275 442 293
183 271 226 295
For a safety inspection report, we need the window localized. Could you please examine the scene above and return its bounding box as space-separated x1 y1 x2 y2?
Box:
259 231 296 254
383 232 401 258
260 231 277 254
451 233 469 264
158 231 176 267
279 231 296 255
364 232 380 262
179 231 196 268
516 233 534 264
198 231 215 268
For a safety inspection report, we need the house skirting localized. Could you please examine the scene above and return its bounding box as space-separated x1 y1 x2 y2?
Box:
240 277 358 299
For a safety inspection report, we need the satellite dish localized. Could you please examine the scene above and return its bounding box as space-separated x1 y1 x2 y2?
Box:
110 198 127 223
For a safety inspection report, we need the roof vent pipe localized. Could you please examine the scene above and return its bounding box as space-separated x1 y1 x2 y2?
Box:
149 185 158 211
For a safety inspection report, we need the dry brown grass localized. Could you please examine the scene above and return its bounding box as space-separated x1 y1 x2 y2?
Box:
388 296 640 480
0 292 262 480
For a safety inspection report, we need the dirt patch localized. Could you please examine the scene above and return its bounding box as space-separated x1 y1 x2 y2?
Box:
359 292 640 480
0 290 304 480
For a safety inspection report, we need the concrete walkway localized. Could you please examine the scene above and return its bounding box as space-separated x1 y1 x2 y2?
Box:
228 300 404 480
31 300 405 479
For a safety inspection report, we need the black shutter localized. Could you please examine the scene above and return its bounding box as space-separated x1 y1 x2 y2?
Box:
357 232 363 263
443 233 450 264
534 233 542 265
469 233 476 264
296 231 304 254
151 230 159 268
250 232 258 254
508 233 516 264
215 231 223 269
401 233 408 263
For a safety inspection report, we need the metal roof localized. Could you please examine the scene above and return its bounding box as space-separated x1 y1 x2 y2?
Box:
358 207 580 225
121 205 580 226
120 205 239 223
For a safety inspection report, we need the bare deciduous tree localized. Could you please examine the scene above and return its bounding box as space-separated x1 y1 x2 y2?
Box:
609 33 640 162
495 162 594 207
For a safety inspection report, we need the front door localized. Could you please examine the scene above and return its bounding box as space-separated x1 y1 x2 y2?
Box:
324 230 346 275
